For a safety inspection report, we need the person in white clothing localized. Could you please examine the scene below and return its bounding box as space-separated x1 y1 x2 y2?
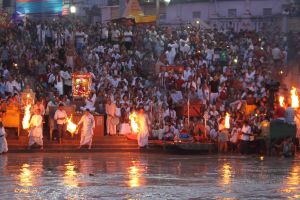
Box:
229 127 240 152
105 98 117 135
5 76 20 95
78 109 95 149
80 92 96 112
54 71 64 95
54 104 68 144
33 99 45 116
28 109 43 150
61 68 72 95
88 51 99 66
0 122 8 154
123 29 133 50
240 120 252 154
136 108 150 148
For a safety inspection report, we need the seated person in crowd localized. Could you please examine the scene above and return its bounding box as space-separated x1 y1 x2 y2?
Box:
171 89 183 105
80 91 96 112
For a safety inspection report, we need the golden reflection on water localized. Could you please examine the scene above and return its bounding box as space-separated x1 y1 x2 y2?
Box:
64 162 78 187
222 163 232 185
19 163 33 187
128 161 145 188
282 164 300 199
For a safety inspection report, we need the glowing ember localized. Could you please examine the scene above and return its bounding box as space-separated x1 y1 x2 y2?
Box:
22 105 31 130
291 87 299 108
225 112 230 129
279 70 283 75
129 112 139 133
260 156 264 161
66 115 78 135
279 96 285 107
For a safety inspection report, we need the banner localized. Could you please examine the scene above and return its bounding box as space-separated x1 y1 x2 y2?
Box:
16 0 62 15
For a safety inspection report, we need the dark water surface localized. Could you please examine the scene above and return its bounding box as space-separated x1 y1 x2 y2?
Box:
0 153 299 200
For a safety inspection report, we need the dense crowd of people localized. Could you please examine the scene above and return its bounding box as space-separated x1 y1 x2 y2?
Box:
0 16 298 156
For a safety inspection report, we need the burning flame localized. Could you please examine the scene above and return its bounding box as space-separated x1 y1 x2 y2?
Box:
129 112 139 133
291 87 299 108
22 105 31 130
225 112 230 129
66 115 78 135
279 96 285 107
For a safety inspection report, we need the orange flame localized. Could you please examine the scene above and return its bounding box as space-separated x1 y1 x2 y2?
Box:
66 115 78 135
22 105 31 129
279 96 285 107
291 87 299 108
225 112 230 129
129 112 139 133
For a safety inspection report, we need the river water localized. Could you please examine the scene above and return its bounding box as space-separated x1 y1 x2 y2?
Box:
0 153 299 200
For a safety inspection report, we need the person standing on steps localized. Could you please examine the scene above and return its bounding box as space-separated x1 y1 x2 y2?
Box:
54 103 67 144
136 107 151 148
77 109 95 150
28 109 43 150
105 98 117 136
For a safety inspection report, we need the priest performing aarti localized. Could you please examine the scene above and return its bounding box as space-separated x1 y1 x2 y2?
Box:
77 109 95 149
130 107 151 148
28 109 43 150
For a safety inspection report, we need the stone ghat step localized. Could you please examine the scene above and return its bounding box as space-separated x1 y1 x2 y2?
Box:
9 145 139 149
7 136 137 144
7 147 141 153
8 142 137 148
9 136 133 141
7 140 137 145
7 144 139 149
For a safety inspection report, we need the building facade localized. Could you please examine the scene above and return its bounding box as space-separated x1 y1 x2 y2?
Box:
1 0 298 32
162 0 291 32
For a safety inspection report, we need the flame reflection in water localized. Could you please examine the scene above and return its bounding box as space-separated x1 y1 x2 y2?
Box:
222 163 232 185
64 162 78 187
19 163 33 187
128 162 145 188
282 165 300 199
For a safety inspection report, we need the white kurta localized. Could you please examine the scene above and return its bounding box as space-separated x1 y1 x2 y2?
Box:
80 94 96 112
119 123 131 135
137 113 150 147
105 103 117 135
54 75 64 95
29 114 43 146
78 114 95 146
0 127 8 153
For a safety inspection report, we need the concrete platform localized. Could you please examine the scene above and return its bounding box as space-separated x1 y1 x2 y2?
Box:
148 140 217 153
6 135 217 154
6 136 140 153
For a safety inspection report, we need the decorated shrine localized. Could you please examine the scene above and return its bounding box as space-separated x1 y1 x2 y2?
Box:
72 73 92 98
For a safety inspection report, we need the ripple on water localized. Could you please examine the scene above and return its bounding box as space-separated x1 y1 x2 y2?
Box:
0 153 299 199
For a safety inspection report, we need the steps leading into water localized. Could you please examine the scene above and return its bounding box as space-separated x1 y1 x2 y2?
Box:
6 136 140 153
